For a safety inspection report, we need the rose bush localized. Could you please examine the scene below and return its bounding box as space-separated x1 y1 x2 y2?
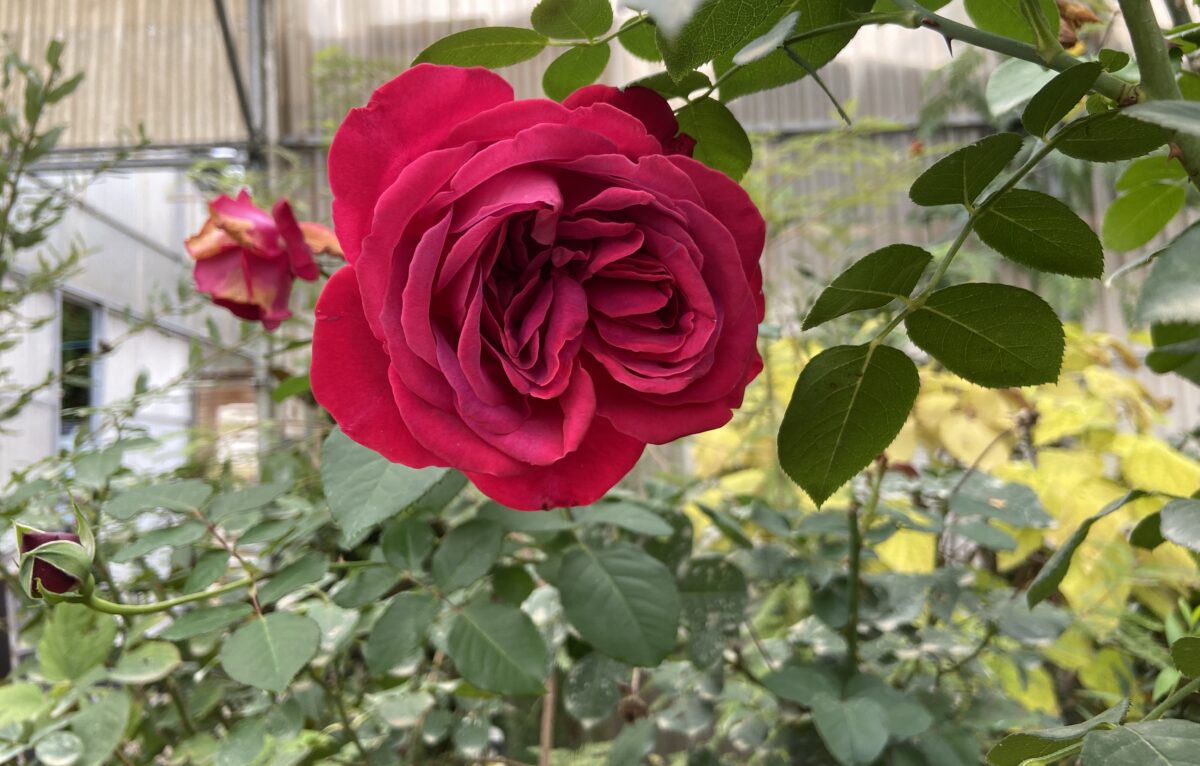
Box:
312 64 765 510
185 190 340 330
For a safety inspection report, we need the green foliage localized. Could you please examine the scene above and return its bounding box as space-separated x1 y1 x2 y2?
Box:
964 0 1059 44
531 0 614 40
674 97 753 180
413 27 549 68
909 133 1024 207
543 44 611 100
657 0 781 80
973 189 1105 278
803 245 932 330
1022 62 1103 138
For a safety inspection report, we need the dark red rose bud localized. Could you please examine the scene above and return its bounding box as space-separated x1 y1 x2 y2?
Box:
18 530 84 595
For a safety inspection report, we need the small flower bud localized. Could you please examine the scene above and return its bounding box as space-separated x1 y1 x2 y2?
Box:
14 524 91 598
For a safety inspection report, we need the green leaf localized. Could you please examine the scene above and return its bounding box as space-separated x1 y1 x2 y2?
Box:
558 542 681 666
905 283 1065 388
531 0 613 39
714 0 876 102
732 10 800 65
581 501 673 536
618 17 663 62
954 520 1018 550
258 552 328 605
803 245 933 330
365 592 439 676
630 70 711 98
777 345 919 507
1080 720 1200 766
39 603 117 681
34 732 83 766
909 133 1024 207
987 59 1058 116
1161 499 1200 552
950 473 1053 528
382 517 435 572
974 189 1104 278
219 612 321 692
678 557 748 668
1023 62 1103 137
1130 511 1164 550
987 699 1129 766
271 373 310 403
183 550 230 593
432 519 504 592
964 0 1059 44
844 675 933 738
674 97 752 180
694 503 754 549
565 653 627 722
110 641 181 684
103 480 212 519
1103 183 1186 252
110 522 206 563
606 718 656 766
1026 491 1146 607
763 663 840 705
1098 49 1130 73
492 564 536 605
811 693 890 766
543 44 610 101
476 502 577 533
1172 636 1200 677
160 603 253 640
206 481 289 520
657 0 781 80
1137 223 1200 326
70 689 131 766
446 601 548 695
1116 156 1187 191
321 427 456 540
1126 99 1200 137
413 27 549 68
1057 111 1169 162
1147 323 1200 385
0 683 48 727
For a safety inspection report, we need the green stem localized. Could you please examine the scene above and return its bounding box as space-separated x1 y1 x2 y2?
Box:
79 576 255 615
889 0 1137 104
1145 676 1200 721
1117 0 1200 188
845 465 884 671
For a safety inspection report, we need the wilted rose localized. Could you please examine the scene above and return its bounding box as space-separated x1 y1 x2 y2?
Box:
312 65 765 510
186 190 341 330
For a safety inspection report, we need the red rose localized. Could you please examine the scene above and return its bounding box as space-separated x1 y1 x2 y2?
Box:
17 529 84 595
312 65 764 510
186 191 341 330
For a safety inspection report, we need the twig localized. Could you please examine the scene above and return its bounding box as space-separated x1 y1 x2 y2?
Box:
539 672 557 766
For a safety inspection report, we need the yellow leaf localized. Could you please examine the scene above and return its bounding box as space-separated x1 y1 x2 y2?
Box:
1114 434 1200 496
1060 540 1134 636
984 656 1060 716
875 529 936 574
1078 647 1137 706
1042 624 1095 672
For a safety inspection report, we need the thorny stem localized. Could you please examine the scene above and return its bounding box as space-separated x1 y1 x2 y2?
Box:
846 464 884 671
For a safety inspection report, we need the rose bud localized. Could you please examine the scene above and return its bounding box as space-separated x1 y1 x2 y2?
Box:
15 524 92 598
312 66 765 510
185 190 342 330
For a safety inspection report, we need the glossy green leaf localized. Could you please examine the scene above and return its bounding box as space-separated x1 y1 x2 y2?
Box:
0 683 48 727
413 27 549 68
803 245 933 330
219 612 321 692
714 0 875 102
382 517 435 572
618 17 663 61
1057 111 1169 162
1116 156 1187 191
657 0 780 80
1080 720 1200 766
964 0 1059 44
543 44 610 101
811 693 890 766
674 97 752 180
1098 49 1130 73
34 732 83 766
909 134 1024 207
974 189 1104 278
365 592 439 676
1023 62 1103 137
1130 511 1164 550
531 0 613 39
987 699 1129 765
446 601 548 695
559 542 681 666
103 480 212 520
1172 636 1200 677
630 70 711 98
1161 499 1200 552
258 552 328 605
565 653 627 722
778 345 919 507
1103 183 1186 252
1147 322 1200 385
732 11 799 66
1026 491 1146 607
905 283 1065 388
321 428 455 540
110 641 181 684
432 519 504 592
987 59 1058 116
